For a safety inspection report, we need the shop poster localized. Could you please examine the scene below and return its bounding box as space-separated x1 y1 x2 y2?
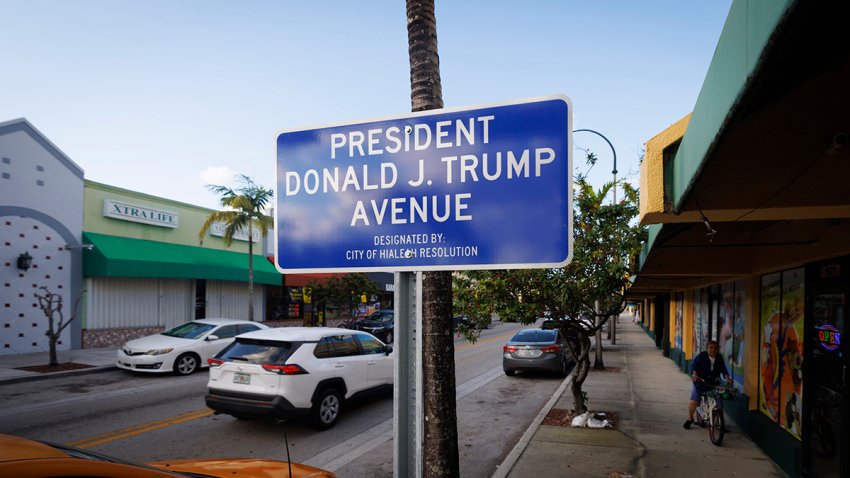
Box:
780 268 804 439
760 272 782 423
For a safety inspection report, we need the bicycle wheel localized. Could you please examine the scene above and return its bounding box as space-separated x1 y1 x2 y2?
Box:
709 409 725 446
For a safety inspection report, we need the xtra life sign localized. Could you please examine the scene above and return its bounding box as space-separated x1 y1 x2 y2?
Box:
275 95 572 273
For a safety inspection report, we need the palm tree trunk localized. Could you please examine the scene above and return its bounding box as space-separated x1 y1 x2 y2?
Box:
248 221 255 321
407 1 459 477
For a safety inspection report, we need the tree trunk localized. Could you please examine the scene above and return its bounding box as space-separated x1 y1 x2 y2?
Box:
571 334 592 414
48 332 58 367
593 301 605 370
407 1 458 477
248 221 255 321
422 271 459 477
47 303 58 367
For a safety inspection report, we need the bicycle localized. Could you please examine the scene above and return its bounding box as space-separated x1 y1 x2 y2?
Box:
693 380 737 446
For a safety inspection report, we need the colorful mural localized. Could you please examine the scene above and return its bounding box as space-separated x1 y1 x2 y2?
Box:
759 268 805 440
760 272 782 423
779 268 804 439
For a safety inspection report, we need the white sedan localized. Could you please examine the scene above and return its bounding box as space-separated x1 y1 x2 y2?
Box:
116 318 269 375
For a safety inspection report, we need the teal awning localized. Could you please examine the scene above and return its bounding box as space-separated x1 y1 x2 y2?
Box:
83 232 282 285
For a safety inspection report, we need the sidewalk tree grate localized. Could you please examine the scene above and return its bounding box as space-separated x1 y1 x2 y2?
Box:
16 362 94 373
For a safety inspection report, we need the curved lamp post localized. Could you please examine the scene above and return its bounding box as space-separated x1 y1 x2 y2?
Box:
573 128 618 204
574 128 619 347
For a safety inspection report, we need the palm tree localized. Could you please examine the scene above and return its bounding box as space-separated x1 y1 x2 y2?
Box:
199 174 273 321
407 1 460 476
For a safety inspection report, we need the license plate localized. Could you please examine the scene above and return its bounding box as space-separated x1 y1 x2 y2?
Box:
517 349 538 358
233 372 251 385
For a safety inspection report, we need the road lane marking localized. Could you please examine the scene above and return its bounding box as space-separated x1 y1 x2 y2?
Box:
455 327 519 352
57 325 523 459
67 408 213 448
304 365 505 471
0 374 207 419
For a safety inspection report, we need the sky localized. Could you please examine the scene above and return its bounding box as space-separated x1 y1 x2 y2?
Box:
2 1 732 210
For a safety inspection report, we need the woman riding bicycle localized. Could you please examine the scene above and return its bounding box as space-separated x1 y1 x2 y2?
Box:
684 340 732 429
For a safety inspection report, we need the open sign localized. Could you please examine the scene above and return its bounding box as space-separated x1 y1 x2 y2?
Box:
817 324 841 351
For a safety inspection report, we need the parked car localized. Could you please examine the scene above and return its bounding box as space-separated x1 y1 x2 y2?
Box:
503 328 573 377
206 327 393 429
117 318 269 376
540 316 565 330
353 309 395 343
0 433 335 477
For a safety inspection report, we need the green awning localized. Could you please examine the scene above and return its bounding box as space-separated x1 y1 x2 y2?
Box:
83 232 282 285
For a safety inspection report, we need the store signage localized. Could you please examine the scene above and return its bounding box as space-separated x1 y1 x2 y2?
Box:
103 199 178 228
275 95 573 272
208 222 261 243
817 324 841 351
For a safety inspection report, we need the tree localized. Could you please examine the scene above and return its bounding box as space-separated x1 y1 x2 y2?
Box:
454 176 647 414
308 274 381 325
34 286 84 367
199 174 273 322
406 1 460 476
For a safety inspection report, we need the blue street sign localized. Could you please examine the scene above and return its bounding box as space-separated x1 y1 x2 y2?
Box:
275 95 572 272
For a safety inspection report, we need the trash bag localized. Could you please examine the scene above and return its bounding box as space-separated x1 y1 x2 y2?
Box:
587 417 611 428
571 411 590 427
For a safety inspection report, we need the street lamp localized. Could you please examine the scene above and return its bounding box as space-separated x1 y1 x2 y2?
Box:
573 128 618 204
574 129 619 346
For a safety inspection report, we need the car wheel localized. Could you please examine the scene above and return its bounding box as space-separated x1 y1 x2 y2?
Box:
558 357 568 378
385 331 394 343
174 353 199 375
311 388 342 430
504 369 516 376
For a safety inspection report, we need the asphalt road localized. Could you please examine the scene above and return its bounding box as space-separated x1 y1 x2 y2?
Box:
0 320 568 478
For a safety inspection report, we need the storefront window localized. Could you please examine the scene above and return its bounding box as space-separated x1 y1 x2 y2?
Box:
674 291 684 351
692 287 711 358
731 280 747 390
759 268 805 440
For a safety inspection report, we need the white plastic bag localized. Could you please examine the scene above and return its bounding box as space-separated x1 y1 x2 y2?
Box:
571 411 590 427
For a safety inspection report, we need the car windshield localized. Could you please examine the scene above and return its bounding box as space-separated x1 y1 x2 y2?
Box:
511 330 557 343
162 322 216 339
218 339 293 365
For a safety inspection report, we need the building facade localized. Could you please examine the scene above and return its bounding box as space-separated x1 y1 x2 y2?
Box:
1 119 85 355
629 2 849 477
2 118 395 354
82 180 282 347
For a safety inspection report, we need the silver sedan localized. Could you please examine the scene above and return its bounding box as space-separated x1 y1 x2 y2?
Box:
503 328 573 377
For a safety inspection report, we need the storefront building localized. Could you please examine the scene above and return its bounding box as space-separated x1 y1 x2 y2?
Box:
629 2 849 477
82 181 282 347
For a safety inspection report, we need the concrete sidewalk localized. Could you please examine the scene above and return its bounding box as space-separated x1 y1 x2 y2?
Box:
0 346 117 384
499 320 788 478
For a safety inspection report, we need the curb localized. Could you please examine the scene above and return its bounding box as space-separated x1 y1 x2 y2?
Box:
491 371 574 478
0 364 118 385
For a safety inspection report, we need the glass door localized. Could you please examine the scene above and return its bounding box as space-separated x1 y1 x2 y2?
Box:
804 273 847 477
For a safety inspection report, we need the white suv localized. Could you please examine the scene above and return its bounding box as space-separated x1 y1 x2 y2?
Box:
205 327 393 429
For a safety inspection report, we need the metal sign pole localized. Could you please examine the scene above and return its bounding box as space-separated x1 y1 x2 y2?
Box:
393 271 423 478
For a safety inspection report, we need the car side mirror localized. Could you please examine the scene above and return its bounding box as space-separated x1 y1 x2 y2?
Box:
385 345 393 355
206 335 220 341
